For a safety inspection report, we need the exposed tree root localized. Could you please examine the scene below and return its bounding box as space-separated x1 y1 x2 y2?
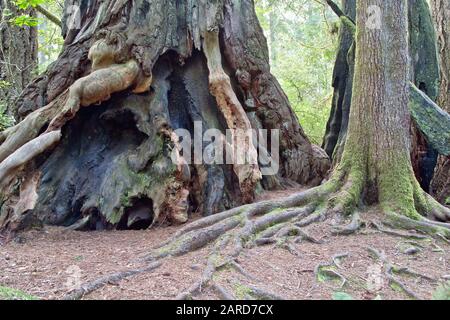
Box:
385 211 450 239
0 131 61 189
315 263 347 288
0 93 67 163
0 31 149 181
332 253 349 269
57 162 449 299
369 221 429 240
332 212 363 235
367 247 422 300
217 260 257 281
63 261 162 300
244 285 285 300
315 253 348 288
176 235 231 300
211 283 235 300
392 267 437 283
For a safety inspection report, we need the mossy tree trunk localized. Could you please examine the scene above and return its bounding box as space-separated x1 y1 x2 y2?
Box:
323 0 441 192
339 0 421 218
0 0 38 117
430 0 450 206
0 0 330 233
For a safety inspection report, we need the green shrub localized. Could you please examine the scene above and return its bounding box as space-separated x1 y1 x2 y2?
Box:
0 103 14 131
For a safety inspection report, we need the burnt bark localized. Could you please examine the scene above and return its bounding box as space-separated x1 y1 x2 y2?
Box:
0 0 330 232
322 0 355 163
0 0 38 115
430 0 450 205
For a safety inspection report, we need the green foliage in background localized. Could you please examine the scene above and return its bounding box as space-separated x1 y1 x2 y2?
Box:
0 104 14 131
0 0 64 73
255 0 338 144
0 81 14 130
10 0 44 27
10 0 64 72
35 0 64 72
11 14 39 27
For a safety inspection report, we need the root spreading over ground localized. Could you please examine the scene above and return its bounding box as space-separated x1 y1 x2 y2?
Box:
53 177 449 300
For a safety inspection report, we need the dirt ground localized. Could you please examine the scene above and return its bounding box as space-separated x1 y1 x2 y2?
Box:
0 190 449 300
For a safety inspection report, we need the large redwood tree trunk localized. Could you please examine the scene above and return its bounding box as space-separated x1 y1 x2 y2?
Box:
0 0 329 232
430 0 450 206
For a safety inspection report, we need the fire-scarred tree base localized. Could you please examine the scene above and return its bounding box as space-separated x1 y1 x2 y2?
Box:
0 0 330 232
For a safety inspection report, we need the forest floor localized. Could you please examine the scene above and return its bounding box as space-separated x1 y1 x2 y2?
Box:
0 189 449 300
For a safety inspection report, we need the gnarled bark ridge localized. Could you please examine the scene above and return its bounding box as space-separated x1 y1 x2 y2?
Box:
0 0 329 232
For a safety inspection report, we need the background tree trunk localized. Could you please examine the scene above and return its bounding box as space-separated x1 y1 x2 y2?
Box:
322 0 441 192
0 0 330 232
408 0 440 192
430 0 450 205
0 0 38 114
322 0 355 163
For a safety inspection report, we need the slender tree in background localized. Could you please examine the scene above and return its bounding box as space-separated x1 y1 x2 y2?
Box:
0 0 330 231
0 0 38 116
430 0 450 205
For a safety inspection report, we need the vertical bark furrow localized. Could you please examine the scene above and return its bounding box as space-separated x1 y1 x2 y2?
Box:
322 0 356 160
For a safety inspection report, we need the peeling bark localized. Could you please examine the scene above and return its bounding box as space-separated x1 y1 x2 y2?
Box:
203 30 261 202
